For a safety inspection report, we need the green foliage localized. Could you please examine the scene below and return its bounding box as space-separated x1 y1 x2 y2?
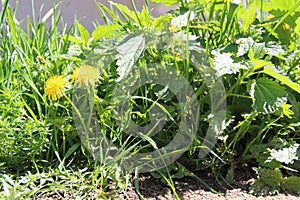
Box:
0 0 300 198
115 34 146 82
249 78 287 114
151 0 181 6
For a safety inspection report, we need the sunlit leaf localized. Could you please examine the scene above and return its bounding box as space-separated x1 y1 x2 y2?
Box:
76 20 90 46
116 34 146 82
236 37 254 57
151 0 180 6
263 66 300 94
263 0 300 12
269 144 299 164
213 52 247 77
109 1 139 23
237 3 257 33
252 59 273 71
92 24 120 41
249 78 287 114
170 11 195 27
280 102 294 119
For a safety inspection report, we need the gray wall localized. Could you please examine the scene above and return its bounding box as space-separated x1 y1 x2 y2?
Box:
2 0 177 31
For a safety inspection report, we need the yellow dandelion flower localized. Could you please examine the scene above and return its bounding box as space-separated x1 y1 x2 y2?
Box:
72 65 100 88
44 75 67 100
71 67 80 82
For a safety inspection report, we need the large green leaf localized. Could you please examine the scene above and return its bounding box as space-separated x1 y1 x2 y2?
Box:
281 176 300 192
263 0 300 12
237 2 257 33
258 168 283 187
76 20 90 46
263 67 300 94
269 144 299 164
213 52 247 77
92 24 120 41
249 78 287 114
116 34 146 82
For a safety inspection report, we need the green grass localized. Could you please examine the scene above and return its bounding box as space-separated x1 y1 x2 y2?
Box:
1 0 300 198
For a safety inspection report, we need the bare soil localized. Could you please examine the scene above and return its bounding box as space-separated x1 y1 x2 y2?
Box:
118 166 300 200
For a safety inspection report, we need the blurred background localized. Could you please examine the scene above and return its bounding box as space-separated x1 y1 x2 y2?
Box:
1 0 177 31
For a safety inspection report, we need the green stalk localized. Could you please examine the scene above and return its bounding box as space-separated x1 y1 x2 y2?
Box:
0 0 9 28
131 0 142 27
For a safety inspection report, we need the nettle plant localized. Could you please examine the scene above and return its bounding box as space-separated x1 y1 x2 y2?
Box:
176 0 300 194
51 0 299 196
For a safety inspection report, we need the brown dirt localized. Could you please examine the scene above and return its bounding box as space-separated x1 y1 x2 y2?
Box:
117 166 300 200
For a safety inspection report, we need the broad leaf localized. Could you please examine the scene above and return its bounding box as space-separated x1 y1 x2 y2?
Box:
92 24 120 41
116 34 146 82
269 144 299 164
281 176 300 192
170 11 195 27
237 3 257 33
265 43 285 56
257 168 283 187
76 20 90 46
264 66 300 94
213 52 247 77
249 78 287 114
252 43 266 59
236 37 254 57
263 0 300 12
280 102 294 119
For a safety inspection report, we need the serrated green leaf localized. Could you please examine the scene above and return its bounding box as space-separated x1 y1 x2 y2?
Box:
152 15 173 29
263 67 300 94
92 24 120 41
281 176 300 192
249 78 287 114
116 34 146 82
252 43 266 59
265 44 285 56
281 102 294 118
76 20 90 46
238 3 257 33
258 168 283 187
213 52 247 77
264 0 300 12
139 7 153 28
151 0 180 6
236 37 254 57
